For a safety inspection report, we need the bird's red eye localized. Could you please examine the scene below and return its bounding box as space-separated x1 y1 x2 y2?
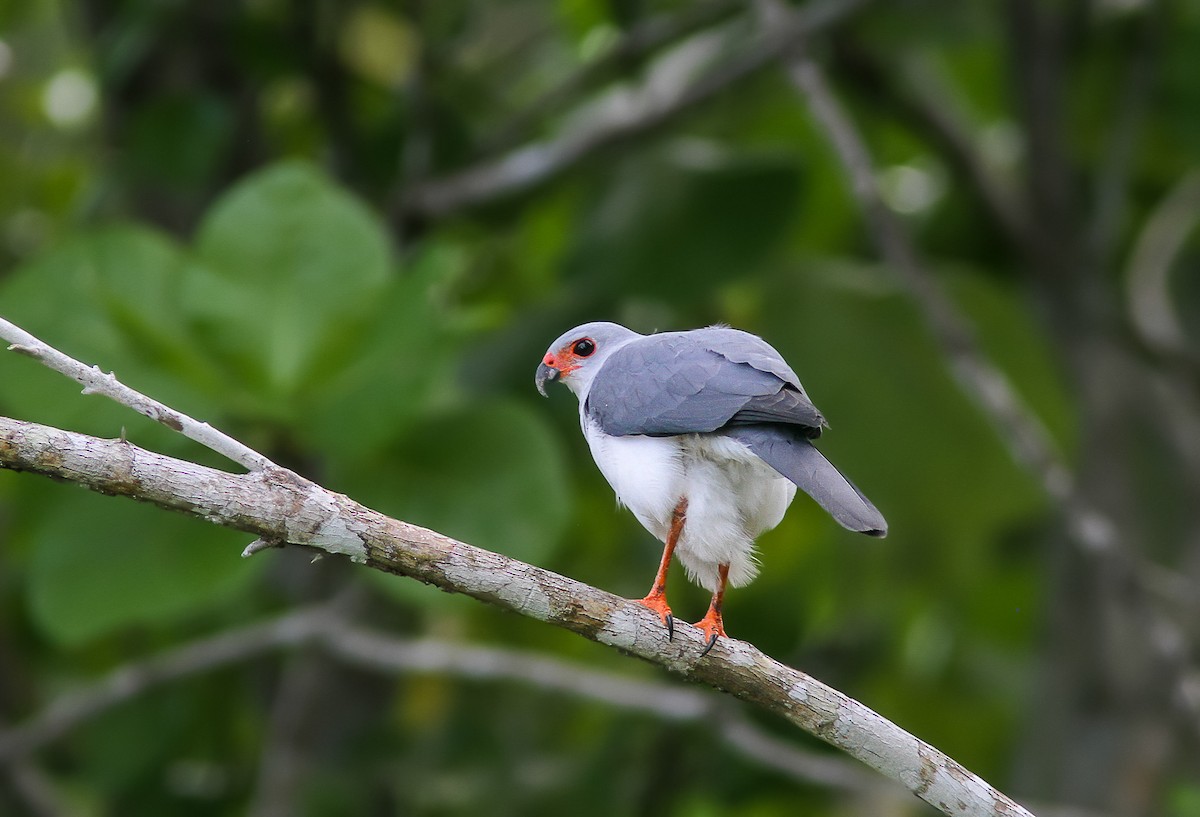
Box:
572 338 596 357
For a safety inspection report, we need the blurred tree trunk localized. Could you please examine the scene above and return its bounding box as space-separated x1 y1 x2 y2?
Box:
1005 2 1196 812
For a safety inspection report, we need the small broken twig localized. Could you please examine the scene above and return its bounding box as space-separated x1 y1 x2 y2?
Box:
0 317 277 472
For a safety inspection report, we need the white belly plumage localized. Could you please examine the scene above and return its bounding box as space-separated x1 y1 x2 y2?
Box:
582 418 797 592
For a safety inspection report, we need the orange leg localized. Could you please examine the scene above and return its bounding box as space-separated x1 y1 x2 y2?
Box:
694 563 730 657
635 498 687 640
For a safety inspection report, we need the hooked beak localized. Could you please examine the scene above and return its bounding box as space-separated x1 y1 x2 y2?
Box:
535 361 560 397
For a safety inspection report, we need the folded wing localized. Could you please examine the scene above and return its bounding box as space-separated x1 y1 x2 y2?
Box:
585 327 886 536
726 426 887 536
585 328 826 438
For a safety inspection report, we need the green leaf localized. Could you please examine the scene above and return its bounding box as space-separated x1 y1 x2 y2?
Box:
298 241 467 462
1168 783 1200 817
189 160 392 398
26 488 259 645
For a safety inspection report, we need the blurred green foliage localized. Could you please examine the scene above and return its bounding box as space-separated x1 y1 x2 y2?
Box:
1 0 1197 815
0 160 571 647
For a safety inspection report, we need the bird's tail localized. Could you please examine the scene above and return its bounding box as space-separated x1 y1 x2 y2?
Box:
728 427 887 537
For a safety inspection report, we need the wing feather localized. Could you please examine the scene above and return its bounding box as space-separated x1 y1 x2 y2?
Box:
726 426 887 536
586 329 826 438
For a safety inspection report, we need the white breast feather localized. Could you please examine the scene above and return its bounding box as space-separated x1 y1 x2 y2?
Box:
582 418 683 539
582 414 796 592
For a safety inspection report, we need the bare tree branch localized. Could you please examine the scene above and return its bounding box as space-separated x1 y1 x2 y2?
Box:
0 608 325 762
481 0 745 155
399 0 868 219
0 315 1033 813
292 620 902 798
1124 169 1200 363
1002 0 1081 298
1088 2 1163 265
0 604 906 803
0 741 73 817
760 13 1073 506
757 0 1200 762
0 414 1032 815
828 42 1034 255
0 317 275 473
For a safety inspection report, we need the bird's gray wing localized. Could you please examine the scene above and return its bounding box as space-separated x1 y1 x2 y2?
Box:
585 329 825 438
689 326 803 385
725 426 887 536
587 328 887 536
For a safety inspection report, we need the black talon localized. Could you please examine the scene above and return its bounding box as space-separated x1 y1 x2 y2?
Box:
665 613 674 641
699 632 719 658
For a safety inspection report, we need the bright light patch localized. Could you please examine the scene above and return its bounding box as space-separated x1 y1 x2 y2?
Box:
42 68 98 128
338 6 418 88
879 163 945 215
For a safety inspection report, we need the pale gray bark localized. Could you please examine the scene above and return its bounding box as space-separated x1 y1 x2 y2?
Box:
0 603 900 801
0 315 1033 816
0 414 1033 817
0 317 274 472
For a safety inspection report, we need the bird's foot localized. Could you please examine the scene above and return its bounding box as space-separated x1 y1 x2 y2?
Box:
693 609 727 657
634 591 674 641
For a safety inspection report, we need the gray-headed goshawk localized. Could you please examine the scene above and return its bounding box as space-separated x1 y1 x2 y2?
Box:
536 322 886 654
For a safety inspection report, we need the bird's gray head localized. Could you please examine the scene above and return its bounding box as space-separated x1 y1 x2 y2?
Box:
536 321 640 399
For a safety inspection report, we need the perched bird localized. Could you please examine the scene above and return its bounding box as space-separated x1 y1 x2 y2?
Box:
536 322 886 654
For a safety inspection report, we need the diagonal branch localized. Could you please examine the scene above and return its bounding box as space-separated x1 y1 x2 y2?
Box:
398 0 868 219
0 732 71 817
0 605 894 798
772 39 1073 505
0 413 1031 816
0 317 275 473
0 315 1032 815
757 0 1200 748
1124 169 1200 364
827 41 1034 255
0 608 325 762
481 0 745 155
